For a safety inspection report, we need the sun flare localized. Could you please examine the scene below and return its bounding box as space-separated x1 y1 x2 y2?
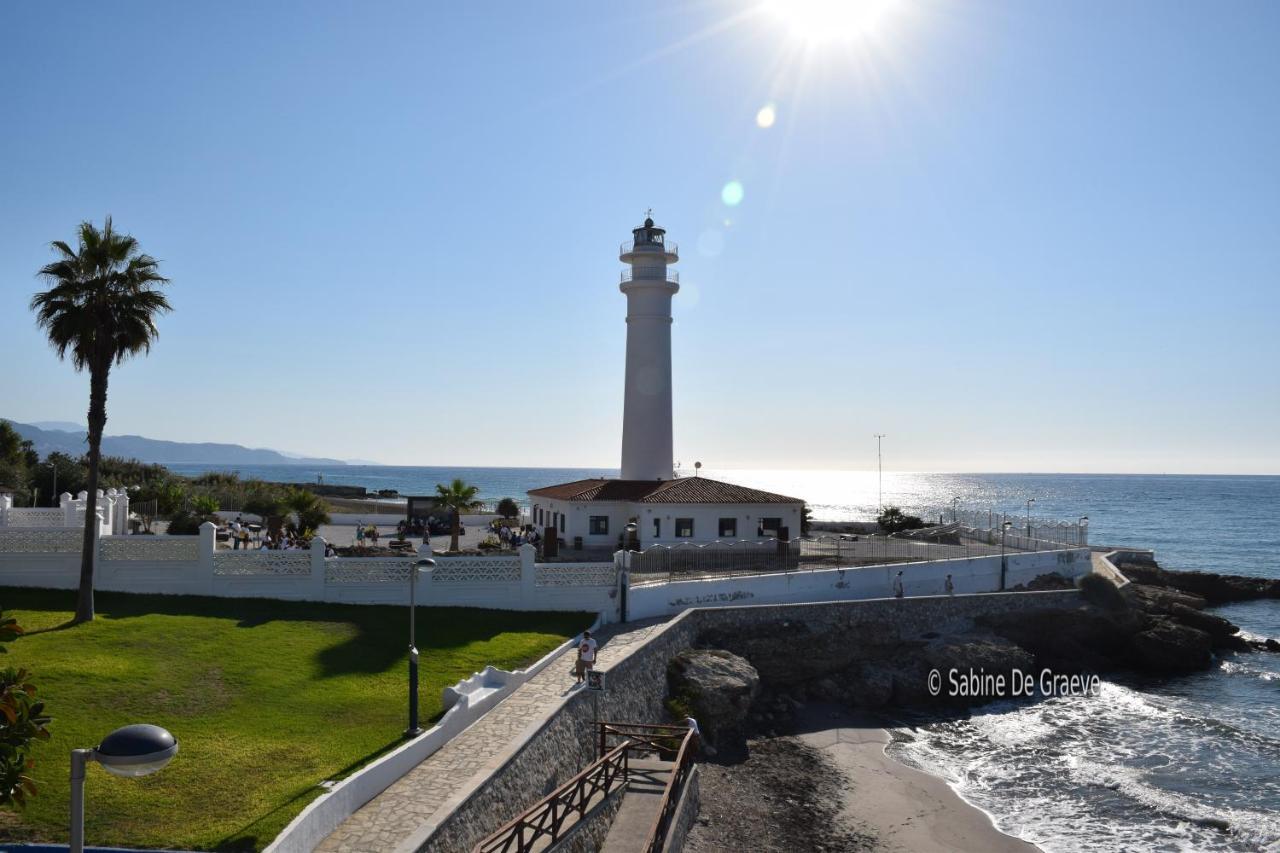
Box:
763 0 900 43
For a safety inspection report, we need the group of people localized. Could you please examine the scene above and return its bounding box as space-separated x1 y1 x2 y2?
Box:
490 522 542 549
354 523 381 547
223 516 312 551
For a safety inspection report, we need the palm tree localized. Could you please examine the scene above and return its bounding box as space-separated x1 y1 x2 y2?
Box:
434 479 481 552
30 218 171 623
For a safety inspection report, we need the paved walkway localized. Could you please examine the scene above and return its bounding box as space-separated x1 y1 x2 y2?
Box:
317 618 670 853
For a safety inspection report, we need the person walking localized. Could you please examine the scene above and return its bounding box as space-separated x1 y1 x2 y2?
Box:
575 629 598 685
355 522 365 549
893 570 904 598
945 574 955 596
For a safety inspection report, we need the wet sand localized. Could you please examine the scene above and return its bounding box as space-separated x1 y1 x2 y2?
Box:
794 703 1040 853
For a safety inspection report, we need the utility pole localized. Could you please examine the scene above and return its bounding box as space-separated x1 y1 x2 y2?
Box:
874 434 886 511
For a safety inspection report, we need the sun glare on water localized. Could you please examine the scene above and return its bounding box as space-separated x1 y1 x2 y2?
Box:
763 0 900 43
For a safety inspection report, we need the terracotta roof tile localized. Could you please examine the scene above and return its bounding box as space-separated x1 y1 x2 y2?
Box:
527 476 802 504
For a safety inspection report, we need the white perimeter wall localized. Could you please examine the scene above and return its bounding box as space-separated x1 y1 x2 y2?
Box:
0 527 619 618
625 547 1092 621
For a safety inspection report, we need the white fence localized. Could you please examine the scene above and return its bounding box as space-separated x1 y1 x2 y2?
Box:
623 546 1093 621
0 489 128 536
0 523 619 617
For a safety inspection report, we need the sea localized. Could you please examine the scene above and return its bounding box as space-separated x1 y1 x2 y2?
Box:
170 464 1280 851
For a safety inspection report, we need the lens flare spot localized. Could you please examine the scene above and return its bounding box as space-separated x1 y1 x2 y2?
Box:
721 181 745 207
756 104 777 128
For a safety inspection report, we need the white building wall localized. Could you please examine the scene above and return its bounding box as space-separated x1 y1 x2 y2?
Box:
527 496 804 547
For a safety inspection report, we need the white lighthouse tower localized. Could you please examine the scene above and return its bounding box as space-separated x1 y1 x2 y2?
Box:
619 216 679 481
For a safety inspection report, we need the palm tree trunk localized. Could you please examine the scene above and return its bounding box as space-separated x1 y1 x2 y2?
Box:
74 362 109 623
450 508 460 552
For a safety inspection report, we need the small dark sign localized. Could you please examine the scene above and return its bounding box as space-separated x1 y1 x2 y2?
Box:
586 670 606 692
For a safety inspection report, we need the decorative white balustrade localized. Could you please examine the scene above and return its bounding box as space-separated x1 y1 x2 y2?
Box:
0 508 69 528
431 556 521 584
536 563 617 587
0 528 83 554
213 551 313 576
100 536 199 562
326 558 413 584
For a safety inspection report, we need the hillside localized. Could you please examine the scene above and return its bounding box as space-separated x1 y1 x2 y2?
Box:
3 419 346 466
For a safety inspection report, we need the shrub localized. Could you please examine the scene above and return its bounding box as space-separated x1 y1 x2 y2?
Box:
496 498 520 520
877 505 925 533
0 611 50 807
1079 572 1128 611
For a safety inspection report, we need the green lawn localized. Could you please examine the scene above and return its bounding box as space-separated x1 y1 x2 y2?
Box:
0 587 590 851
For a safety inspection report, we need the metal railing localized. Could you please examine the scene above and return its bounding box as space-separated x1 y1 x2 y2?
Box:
620 239 678 258
621 267 679 284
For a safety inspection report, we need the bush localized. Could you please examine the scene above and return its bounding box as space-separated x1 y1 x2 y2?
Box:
1079 572 1128 611
165 509 210 535
496 498 520 520
0 611 50 807
877 506 925 533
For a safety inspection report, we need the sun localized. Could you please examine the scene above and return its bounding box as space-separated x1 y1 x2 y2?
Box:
762 0 900 44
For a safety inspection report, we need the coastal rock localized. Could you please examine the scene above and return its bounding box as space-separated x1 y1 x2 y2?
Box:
916 635 1035 706
1119 563 1280 604
1123 583 1208 613
1129 618 1213 672
977 605 1137 673
668 649 760 743
1167 603 1240 644
699 619 903 685
1009 572 1075 591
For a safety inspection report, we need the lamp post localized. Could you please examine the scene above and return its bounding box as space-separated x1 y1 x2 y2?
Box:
406 557 436 738
1078 515 1089 546
951 496 960 524
1000 521 1013 591
71 724 178 853
1025 498 1036 538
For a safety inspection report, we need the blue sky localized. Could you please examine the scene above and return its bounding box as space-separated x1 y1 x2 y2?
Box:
1 1 1277 473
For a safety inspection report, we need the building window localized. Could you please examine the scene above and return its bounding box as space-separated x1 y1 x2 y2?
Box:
589 516 609 535
535 506 542 525
758 517 782 537
653 517 661 538
718 517 737 538
560 513 566 534
675 518 694 538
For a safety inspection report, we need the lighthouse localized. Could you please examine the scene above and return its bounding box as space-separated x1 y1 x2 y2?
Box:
525 215 802 551
619 216 679 481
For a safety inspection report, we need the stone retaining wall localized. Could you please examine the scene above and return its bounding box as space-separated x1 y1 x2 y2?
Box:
416 589 1082 852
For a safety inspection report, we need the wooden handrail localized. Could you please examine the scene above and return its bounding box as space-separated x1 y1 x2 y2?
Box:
473 740 632 853
642 728 697 853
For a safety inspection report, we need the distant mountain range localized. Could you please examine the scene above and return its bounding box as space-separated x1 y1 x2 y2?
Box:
3 419 347 466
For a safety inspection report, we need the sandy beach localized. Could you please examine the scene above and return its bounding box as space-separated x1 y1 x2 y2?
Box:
794 703 1038 853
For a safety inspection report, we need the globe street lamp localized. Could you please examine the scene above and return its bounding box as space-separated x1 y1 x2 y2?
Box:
951 497 960 523
406 556 436 738
71 724 177 853
1025 498 1036 538
1078 515 1089 546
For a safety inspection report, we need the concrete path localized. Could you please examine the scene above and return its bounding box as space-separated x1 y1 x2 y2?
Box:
316 618 670 853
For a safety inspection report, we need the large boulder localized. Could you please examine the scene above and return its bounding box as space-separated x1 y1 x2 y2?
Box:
1123 583 1208 614
668 649 760 743
1129 618 1213 672
1120 563 1280 604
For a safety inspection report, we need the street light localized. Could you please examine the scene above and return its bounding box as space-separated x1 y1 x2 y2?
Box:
1079 515 1089 546
951 496 960 523
406 557 436 738
625 521 639 552
71 724 178 853
1000 521 1013 591
1025 498 1036 538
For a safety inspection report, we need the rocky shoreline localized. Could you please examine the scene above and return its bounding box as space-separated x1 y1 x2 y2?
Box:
670 559 1279 850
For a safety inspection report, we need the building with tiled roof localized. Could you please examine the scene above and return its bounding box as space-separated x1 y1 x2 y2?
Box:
526 216 806 550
